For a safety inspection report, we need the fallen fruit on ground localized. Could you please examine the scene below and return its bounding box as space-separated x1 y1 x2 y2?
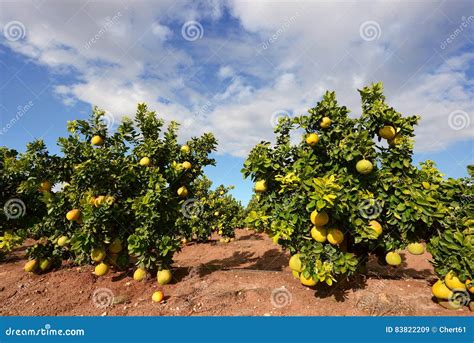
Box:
152 291 164 303
300 274 317 287
445 271 466 291
24 259 38 273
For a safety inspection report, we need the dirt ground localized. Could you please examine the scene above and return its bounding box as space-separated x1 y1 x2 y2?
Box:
0 229 472 316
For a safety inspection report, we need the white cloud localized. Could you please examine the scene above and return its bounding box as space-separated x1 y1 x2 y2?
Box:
0 0 472 157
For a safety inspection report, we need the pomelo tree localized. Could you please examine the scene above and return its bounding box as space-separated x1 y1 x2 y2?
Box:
243 83 472 307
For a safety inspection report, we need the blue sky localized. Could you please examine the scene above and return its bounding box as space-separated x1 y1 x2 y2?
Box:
0 1 473 205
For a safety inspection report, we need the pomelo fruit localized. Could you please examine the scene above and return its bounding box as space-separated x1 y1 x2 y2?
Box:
95 262 109 276
310 210 329 226
432 279 453 300
152 291 164 303
289 254 302 272
356 159 373 174
378 125 396 139
91 135 104 146
305 133 319 146
327 228 344 245
300 274 317 287
407 243 424 255
91 247 106 262
255 180 267 193
24 259 38 273
445 271 466 291
133 268 147 281
157 269 172 285
139 157 151 166
385 252 402 266
311 226 327 243
320 117 331 129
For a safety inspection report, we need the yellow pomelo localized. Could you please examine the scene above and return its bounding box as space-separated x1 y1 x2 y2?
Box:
39 258 52 272
310 210 329 226
320 117 331 129
305 133 319 146
289 254 303 272
91 247 106 262
66 209 81 221
133 268 147 281
139 157 151 166
24 259 38 273
368 220 382 238
39 180 52 192
152 291 164 303
432 279 453 300
465 279 474 293
300 274 317 287
182 161 192 170
327 228 344 245
95 262 109 276
356 159 373 174
379 125 396 139
311 226 327 243
255 180 267 193
57 236 69 247
385 252 402 266
407 243 424 255
177 186 188 198
291 270 300 279
180 145 190 154
157 269 172 285
91 135 104 146
445 271 466 291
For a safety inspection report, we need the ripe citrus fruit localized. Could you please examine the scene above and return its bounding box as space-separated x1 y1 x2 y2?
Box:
254 180 267 193
320 117 331 129
91 247 106 262
368 220 382 238
133 268 147 281
310 210 329 226
39 180 52 192
152 291 164 303
356 159 373 174
108 238 122 254
311 226 327 243
407 243 424 255
432 279 453 300
139 157 151 166
385 252 402 266
24 259 38 273
300 274 317 287
388 135 403 146
57 236 69 247
378 125 396 139
177 186 188 198
95 262 109 276
289 254 302 272
182 161 192 170
66 209 81 222
445 271 466 290
157 269 172 285
214 211 219 217
91 135 104 146
180 145 190 154
305 133 319 146
327 228 344 245
291 270 300 279
39 258 51 272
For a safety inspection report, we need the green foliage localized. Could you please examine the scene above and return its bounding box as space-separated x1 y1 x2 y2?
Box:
242 82 470 284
